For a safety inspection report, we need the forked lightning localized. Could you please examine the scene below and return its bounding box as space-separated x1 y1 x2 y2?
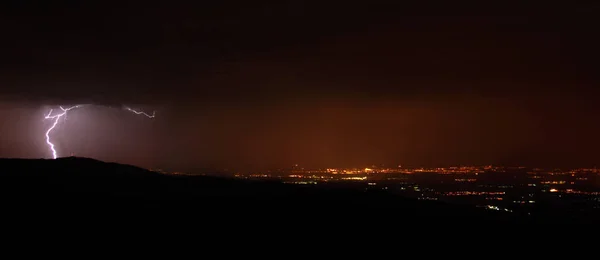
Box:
44 105 155 159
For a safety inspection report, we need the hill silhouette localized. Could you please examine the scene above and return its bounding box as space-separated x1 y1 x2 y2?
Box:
0 158 510 217
1 158 582 260
2 157 592 230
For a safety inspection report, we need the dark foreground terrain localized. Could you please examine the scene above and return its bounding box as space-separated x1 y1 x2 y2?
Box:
0 157 595 236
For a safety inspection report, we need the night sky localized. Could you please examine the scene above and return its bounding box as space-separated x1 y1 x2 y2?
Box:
1 2 600 170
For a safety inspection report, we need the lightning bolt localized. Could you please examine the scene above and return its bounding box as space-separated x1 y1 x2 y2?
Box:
44 105 84 159
43 105 156 159
124 107 156 118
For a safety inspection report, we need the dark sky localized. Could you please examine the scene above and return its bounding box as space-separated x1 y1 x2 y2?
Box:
1 1 600 170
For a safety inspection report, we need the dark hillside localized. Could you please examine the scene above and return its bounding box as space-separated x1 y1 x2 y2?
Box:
0 157 571 228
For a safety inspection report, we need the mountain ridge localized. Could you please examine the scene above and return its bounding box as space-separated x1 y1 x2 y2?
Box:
0 157 535 226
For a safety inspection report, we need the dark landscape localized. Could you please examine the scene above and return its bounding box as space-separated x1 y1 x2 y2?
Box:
1 157 596 231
